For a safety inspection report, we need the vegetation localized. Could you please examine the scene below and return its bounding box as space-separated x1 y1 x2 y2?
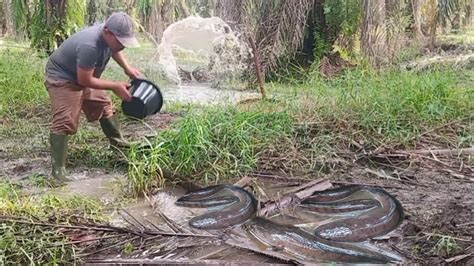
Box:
127 66 472 195
127 105 293 196
0 0 472 264
1 1 471 69
0 182 105 264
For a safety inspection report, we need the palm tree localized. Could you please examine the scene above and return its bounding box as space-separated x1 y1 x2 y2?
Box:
362 0 387 67
7 0 84 54
411 0 425 41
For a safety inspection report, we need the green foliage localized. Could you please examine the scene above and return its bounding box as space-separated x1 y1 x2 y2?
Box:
0 50 47 117
0 182 105 265
27 0 86 54
287 67 470 142
313 0 362 59
66 0 86 31
127 105 293 196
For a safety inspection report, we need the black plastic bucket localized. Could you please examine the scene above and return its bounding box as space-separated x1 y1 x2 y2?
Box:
121 79 163 119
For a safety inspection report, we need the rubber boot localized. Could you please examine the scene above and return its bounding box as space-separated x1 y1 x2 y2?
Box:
50 133 71 183
99 115 132 149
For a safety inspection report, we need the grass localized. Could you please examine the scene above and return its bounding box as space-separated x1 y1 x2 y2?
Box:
279 67 471 143
126 65 472 195
127 104 293 196
429 234 462 257
0 182 106 264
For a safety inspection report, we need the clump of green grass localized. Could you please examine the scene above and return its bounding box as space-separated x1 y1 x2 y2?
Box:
0 50 48 118
127 105 293 196
430 234 462 257
278 67 472 148
0 182 105 264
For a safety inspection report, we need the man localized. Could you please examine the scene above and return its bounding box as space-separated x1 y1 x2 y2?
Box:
44 12 141 183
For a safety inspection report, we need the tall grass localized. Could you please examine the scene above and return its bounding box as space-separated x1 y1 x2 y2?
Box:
281 67 472 143
127 105 293 196
0 50 47 117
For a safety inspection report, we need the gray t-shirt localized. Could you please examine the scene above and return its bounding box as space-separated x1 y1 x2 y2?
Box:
45 23 112 84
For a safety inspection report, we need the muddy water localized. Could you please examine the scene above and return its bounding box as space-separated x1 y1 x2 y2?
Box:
161 83 261 104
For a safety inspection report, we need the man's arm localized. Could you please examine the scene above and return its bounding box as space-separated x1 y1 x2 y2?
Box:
77 67 131 101
112 51 142 79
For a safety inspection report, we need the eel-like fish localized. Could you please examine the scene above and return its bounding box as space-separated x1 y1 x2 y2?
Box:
176 194 239 208
298 198 381 216
306 185 404 242
175 185 257 229
244 217 402 263
176 184 404 263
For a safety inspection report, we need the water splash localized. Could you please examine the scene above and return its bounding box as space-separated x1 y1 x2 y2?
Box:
157 16 251 88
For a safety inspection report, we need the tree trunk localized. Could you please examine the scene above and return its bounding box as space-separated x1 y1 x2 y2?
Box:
386 0 406 58
142 1 176 43
361 0 387 67
145 3 163 41
463 4 471 27
411 0 425 41
0 0 8 36
426 0 438 50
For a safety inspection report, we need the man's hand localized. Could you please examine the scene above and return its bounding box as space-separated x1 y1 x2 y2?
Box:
112 81 132 102
125 67 143 79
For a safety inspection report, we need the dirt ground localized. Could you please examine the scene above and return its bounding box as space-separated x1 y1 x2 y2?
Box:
248 126 473 264
324 167 473 264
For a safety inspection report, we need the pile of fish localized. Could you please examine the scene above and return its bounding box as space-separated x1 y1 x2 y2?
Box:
176 184 404 264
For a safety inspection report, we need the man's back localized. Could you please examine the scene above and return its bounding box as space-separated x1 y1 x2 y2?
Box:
46 24 111 83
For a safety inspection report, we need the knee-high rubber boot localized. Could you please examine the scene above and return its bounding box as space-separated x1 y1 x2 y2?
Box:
99 115 132 149
50 133 70 182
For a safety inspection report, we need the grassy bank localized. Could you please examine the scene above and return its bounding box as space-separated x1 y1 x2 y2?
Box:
127 67 472 195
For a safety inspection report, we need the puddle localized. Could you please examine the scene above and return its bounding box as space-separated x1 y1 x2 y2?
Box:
162 83 261 105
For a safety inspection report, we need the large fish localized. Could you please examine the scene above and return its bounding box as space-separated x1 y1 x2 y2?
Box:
176 185 257 229
302 185 404 242
244 217 403 263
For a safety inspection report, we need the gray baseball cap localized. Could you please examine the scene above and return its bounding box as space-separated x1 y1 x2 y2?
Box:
105 12 140 48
